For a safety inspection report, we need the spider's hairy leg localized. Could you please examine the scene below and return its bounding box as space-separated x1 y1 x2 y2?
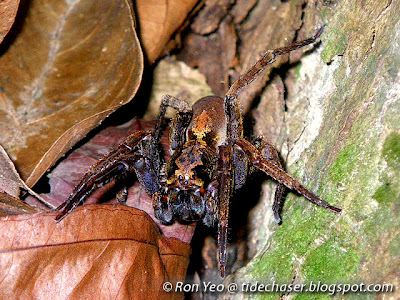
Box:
237 138 341 213
55 131 152 222
255 136 286 224
154 95 192 147
216 145 234 278
225 26 325 101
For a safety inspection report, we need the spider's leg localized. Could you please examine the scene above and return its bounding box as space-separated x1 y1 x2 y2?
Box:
153 94 192 149
215 145 234 277
256 137 286 224
224 27 324 141
236 138 341 213
149 95 192 176
225 27 324 101
55 131 152 222
203 180 218 226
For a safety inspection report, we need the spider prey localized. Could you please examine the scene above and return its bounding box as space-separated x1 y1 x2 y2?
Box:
56 27 341 277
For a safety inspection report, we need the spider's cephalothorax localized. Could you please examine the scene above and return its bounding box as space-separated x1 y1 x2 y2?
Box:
56 27 341 277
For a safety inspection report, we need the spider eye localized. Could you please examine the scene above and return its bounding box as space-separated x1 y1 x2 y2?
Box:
178 175 183 181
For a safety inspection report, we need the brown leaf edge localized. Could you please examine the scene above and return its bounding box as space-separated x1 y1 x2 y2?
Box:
0 0 20 44
24 0 144 187
0 144 50 210
0 205 191 299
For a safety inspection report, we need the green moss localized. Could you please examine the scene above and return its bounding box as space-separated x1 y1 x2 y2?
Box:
372 182 396 204
294 62 303 79
389 234 400 256
381 132 400 169
373 133 400 204
328 144 358 183
246 200 342 284
321 27 347 63
303 239 360 281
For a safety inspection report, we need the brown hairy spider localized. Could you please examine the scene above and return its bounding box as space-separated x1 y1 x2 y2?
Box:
56 27 341 277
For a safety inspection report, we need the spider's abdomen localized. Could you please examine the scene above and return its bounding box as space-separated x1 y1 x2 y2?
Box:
187 96 227 148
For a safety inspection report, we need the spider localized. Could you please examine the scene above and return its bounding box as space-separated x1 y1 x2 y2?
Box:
55 27 341 277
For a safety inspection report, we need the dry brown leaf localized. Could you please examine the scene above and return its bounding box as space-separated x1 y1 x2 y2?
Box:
0 191 37 216
0 145 20 198
0 144 49 212
135 0 199 63
0 0 143 187
0 0 19 44
0 205 190 299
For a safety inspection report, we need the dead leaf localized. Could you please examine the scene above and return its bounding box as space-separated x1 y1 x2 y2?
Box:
0 0 19 44
0 0 143 187
0 145 20 198
135 0 199 63
0 205 190 299
0 191 37 216
0 144 50 210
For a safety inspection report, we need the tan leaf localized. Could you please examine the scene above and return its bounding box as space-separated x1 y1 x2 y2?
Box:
0 0 19 44
0 144 50 210
0 191 37 216
0 205 190 299
135 0 199 63
0 0 143 187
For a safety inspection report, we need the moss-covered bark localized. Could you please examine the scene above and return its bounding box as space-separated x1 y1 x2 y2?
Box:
228 0 400 299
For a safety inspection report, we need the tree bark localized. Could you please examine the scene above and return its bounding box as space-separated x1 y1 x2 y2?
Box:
227 0 400 299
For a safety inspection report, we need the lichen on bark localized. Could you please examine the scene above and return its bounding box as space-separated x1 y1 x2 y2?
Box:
227 0 400 299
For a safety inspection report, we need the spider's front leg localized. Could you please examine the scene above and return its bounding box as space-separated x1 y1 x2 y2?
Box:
237 138 341 213
55 131 161 222
255 137 286 224
212 145 234 278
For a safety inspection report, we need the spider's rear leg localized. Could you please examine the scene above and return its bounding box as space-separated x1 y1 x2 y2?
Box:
236 138 341 214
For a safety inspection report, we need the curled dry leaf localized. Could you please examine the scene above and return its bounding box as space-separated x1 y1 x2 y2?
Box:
0 205 190 299
0 0 143 187
0 0 20 44
0 192 37 216
135 0 199 63
0 144 48 213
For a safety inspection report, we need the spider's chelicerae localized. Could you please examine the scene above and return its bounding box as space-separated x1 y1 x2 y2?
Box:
56 27 341 277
